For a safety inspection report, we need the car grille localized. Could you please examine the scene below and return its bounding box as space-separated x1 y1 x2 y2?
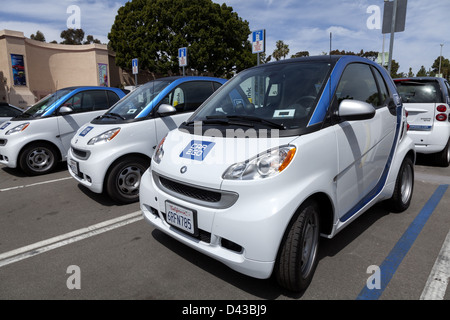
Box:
153 173 239 209
159 176 221 203
71 147 90 160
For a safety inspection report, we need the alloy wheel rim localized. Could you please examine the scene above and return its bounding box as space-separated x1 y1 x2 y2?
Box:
27 148 54 172
117 165 143 197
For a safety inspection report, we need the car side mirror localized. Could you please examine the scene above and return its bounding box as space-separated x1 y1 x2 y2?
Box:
338 99 375 121
59 106 73 115
157 104 177 116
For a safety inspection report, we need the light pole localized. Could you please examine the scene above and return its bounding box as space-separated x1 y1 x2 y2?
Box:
439 44 443 77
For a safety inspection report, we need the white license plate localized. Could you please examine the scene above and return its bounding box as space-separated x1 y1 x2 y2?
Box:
165 202 197 235
68 159 79 175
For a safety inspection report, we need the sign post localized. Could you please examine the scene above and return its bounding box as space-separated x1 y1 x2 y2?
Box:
178 47 188 76
382 0 407 74
132 58 138 86
251 29 265 65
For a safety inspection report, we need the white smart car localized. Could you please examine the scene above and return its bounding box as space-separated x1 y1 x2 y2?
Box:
67 76 226 203
140 56 415 292
394 77 450 166
0 86 127 175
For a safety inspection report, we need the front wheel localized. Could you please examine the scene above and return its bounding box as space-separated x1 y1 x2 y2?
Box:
105 156 149 204
19 143 58 175
275 200 320 292
388 156 414 212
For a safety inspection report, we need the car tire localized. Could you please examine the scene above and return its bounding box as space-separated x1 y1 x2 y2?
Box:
19 143 58 175
433 138 450 167
275 200 320 292
388 156 414 213
106 156 149 204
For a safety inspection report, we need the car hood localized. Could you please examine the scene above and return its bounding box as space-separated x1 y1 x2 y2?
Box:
152 129 296 190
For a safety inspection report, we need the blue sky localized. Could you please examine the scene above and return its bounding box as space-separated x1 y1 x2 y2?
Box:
0 0 449 75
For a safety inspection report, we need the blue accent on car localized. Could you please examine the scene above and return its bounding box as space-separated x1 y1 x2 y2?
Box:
136 77 227 118
41 87 127 117
79 126 94 137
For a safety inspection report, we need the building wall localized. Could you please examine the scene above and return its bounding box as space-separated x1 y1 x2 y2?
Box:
0 29 123 109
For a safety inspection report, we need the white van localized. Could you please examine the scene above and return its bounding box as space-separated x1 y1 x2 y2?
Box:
67 76 226 203
140 56 415 292
0 86 127 175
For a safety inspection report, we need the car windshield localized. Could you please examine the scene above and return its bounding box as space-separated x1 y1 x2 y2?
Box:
104 80 171 120
20 88 73 118
395 80 443 103
190 61 330 131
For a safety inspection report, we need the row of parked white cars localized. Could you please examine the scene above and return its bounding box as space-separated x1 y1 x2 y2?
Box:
1 55 449 293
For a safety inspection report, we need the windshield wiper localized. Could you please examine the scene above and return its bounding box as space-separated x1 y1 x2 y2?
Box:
95 113 126 120
207 115 286 130
107 112 126 120
14 112 33 119
183 117 254 128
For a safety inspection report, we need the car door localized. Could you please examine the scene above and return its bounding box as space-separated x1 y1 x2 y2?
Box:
154 81 220 143
334 63 397 220
57 90 112 154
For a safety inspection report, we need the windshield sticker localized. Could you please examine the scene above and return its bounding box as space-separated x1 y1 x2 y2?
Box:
0 122 11 130
180 140 215 161
273 109 295 119
79 126 94 137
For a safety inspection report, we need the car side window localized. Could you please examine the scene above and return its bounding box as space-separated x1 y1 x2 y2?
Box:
161 81 217 113
372 67 389 106
63 90 110 113
0 105 22 117
107 91 121 107
336 63 380 108
445 81 450 104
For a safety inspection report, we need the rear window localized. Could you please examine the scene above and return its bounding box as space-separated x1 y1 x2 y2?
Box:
395 80 443 103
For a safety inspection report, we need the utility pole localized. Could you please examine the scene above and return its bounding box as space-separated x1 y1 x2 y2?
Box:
439 44 444 77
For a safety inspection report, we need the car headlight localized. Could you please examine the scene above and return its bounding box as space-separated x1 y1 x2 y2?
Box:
153 135 166 164
6 123 30 135
223 145 296 180
87 128 121 145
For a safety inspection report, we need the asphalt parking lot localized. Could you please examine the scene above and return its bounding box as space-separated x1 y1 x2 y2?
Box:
0 155 449 302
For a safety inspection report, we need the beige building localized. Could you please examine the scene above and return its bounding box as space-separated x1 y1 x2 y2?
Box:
0 29 126 109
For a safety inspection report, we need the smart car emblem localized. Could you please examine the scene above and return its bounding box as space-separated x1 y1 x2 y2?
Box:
180 166 187 174
179 140 215 161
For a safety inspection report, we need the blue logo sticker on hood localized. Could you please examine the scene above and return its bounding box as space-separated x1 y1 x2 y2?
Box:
180 140 215 161
79 126 94 137
0 122 11 130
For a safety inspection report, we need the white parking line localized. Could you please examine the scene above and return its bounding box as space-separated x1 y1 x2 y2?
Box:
0 211 144 268
0 176 72 192
420 229 450 300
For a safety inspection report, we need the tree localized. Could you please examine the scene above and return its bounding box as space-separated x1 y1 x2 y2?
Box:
108 0 255 78
30 30 45 42
84 35 101 45
416 65 427 77
60 28 102 45
272 40 289 61
60 28 85 45
407 67 414 77
431 56 450 79
260 52 272 64
291 51 309 58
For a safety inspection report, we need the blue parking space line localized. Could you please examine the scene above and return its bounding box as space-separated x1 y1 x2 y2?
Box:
356 184 449 300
